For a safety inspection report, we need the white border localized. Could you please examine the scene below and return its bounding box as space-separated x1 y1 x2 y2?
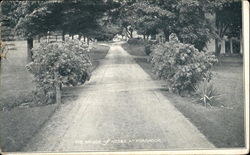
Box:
1 0 250 155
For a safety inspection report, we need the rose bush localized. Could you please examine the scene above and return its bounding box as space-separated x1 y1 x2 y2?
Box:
26 39 92 104
150 34 218 94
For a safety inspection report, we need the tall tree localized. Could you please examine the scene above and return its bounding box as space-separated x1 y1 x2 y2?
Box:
214 0 242 54
0 1 20 41
13 1 58 61
59 0 109 41
111 0 241 51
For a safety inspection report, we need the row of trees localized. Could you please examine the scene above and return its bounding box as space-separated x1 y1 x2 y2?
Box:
1 0 242 57
1 0 120 61
111 0 242 53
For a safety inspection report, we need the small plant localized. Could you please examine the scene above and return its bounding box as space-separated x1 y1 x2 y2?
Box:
193 80 221 107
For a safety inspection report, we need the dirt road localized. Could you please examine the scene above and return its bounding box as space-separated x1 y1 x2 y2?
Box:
22 42 215 152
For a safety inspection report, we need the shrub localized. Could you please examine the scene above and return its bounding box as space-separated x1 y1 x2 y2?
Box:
127 38 144 45
194 80 221 107
150 33 218 94
26 39 92 104
144 40 157 55
127 38 157 55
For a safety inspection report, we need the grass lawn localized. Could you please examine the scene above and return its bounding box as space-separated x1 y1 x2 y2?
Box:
123 43 245 148
0 41 110 152
0 104 58 151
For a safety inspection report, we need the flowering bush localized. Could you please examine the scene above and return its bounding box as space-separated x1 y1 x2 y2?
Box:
150 34 218 94
26 39 92 104
144 40 157 55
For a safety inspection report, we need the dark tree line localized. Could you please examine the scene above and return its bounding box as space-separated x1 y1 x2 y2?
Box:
1 0 118 61
0 0 242 59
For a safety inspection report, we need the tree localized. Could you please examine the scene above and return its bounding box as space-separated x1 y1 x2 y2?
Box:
0 1 20 41
131 1 175 39
173 0 215 50
111 0 138 38
214 0 242 54
59 0 110 41
111 0 239 51
14 1 57 61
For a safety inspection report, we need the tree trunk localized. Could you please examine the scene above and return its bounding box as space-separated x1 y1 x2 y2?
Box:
163 30 170 42
71 35 74 39
62 31 65 41
27 38 33 62
229 38 233 54
129 29 133 38
87 37 90 45
215 38 221 55
47 33 50 43
78 34 82 40
143 34 146 40
38 35 41 43
55 83 61 104
151 34 156 40
126 27 133 38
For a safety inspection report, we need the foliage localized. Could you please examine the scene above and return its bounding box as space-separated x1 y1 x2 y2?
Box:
113 1 175 38
150 33 218 93
0 41 8 60
88 23 121 41
174 0 215 50
59 0 110 38
144 40 157 55
8 0 110 40
14 1 57 39
127 38 145 45
214 0 242 54
215 0 242 38
112 0 241 51
193 80 221 107
127 38 157 55
26 39 92 104
0 1 20 40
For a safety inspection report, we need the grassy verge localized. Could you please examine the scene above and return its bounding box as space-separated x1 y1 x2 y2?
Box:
0 41 110 152
0 104 58 151
128 43 244 148
0 43 110 110
89 44 110 72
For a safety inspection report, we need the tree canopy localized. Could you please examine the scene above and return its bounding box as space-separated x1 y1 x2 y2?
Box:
111 0 241 51
1 0 242 52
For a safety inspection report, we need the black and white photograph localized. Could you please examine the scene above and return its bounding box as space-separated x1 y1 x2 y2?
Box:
0 0 249 153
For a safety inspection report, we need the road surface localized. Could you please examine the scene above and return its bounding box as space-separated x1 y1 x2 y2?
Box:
22 42 215 152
